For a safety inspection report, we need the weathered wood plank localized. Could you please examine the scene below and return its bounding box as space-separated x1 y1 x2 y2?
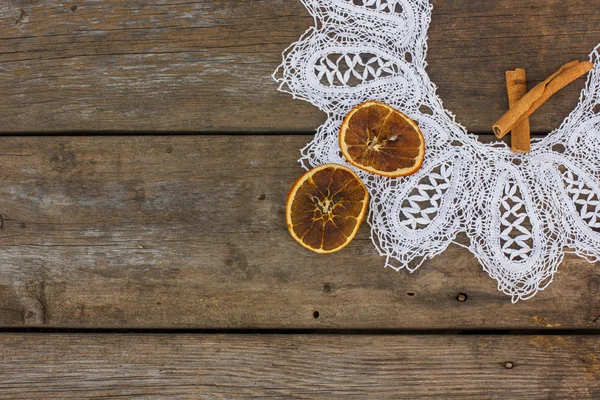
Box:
0 136 599 329
1 0 599 132
0 334 598 399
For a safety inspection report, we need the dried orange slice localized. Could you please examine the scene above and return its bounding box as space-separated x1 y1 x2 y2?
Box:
286 164 369 254
339 101 425 177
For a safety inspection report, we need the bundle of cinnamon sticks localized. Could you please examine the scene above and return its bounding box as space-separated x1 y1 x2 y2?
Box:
494 60 593 152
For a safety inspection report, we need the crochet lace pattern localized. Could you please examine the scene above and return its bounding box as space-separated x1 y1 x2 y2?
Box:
273 0 600 301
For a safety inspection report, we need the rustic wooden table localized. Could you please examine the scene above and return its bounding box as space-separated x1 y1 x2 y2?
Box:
1 0 600 398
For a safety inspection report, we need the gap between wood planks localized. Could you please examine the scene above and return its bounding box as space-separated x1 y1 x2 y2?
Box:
2 328 600 335
0 131 525 136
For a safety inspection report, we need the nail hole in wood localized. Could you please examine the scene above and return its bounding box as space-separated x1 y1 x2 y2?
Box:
323 284 331 293
457 293 468 302
407 292 415 296
15 9 28 25
313 311 320 319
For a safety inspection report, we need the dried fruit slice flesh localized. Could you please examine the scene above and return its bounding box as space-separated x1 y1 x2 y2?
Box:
286 164 369 254
339 101 425 177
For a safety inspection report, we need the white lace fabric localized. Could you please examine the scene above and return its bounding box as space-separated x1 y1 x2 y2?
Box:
273 0 600 302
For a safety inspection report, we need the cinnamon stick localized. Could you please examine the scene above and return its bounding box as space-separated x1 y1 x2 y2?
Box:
506 68 530 153
493 60 593 138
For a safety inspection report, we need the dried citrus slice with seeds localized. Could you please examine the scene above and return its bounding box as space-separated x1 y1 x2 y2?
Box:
286 164 369 254
339 101 425 177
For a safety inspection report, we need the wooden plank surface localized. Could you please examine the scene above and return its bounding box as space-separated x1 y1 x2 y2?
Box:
0 334 599 399
1 0 599 133
0 136 599 329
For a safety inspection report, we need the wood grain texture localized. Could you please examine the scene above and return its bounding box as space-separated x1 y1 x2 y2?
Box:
0 136 599 329
1 0 599 133
0 334 599 399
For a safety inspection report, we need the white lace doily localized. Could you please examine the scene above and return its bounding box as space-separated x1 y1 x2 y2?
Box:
273 0 600 301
